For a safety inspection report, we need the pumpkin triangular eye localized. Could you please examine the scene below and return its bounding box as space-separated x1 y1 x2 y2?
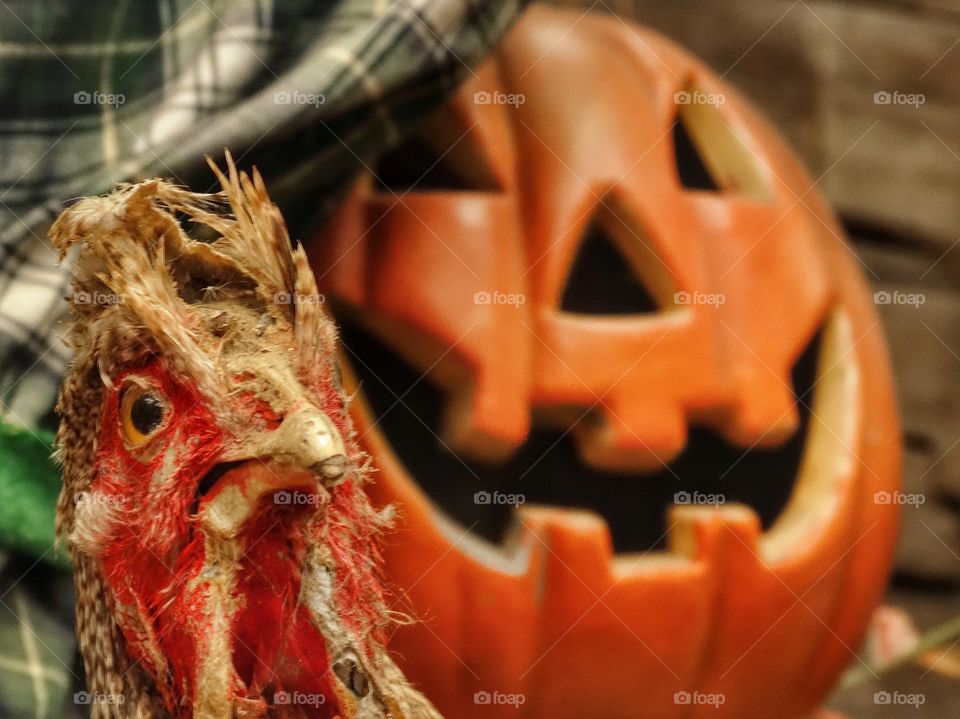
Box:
373 124 500 194
671 82 773 201
375 136 474 192
673 119 719 192
560 219 660 315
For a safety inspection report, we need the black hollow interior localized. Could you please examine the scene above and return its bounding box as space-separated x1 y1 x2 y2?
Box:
338 317 821 553
374 136 475 193
673 117 721 192
560 220 660 315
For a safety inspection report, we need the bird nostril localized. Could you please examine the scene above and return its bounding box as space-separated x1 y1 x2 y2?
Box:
312 454 348 483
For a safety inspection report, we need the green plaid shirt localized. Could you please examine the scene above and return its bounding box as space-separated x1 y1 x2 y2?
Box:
0 1 525 716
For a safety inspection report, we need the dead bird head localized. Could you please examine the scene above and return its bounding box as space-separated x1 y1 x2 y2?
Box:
51 155 442 719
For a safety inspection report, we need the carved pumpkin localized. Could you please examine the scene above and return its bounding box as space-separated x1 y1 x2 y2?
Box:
307 5 901 718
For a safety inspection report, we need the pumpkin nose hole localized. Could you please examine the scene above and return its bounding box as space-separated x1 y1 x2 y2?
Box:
333 657 370 698
560 215 663 316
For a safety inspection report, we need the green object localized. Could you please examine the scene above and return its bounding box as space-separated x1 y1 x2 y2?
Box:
0 421 66 567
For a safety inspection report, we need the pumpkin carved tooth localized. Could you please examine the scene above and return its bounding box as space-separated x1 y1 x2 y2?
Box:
432 507 542 576
668 504 762 561
572 403 689 471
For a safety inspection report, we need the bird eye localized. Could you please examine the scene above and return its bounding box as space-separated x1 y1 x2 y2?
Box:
120 383 169 446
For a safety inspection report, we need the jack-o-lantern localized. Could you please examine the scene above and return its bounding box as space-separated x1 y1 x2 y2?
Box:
307 5 900 718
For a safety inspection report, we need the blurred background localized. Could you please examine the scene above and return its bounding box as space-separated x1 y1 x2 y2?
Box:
0 1 957 717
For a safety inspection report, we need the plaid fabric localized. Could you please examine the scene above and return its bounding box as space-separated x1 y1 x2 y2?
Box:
0 555 77 719
0 2 525 717
0 0 525 433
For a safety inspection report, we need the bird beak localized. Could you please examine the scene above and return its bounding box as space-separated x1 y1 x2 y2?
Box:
197 404 348 538
197 459 325 538
255 405 349 483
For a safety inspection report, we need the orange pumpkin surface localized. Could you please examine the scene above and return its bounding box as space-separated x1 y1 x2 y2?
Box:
306 5 901 718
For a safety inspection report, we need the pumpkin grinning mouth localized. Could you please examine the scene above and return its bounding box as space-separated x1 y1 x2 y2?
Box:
336 316 823 554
